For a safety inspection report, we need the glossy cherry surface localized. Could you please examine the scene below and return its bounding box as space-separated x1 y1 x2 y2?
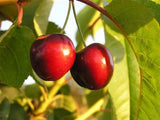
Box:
30 34 75 81
70 43 113 90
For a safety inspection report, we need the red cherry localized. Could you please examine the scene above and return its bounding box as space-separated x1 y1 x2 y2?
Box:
30 34 75 81
70 43 113 90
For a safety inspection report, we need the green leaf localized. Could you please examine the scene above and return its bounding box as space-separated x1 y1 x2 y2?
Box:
53 108 76 120
24 84 42 99
59 84 70 95
102 20 140 120
0 31 6 36
133 0 160 24
98 93 117 120
0 85 21 102
54 95 77 113
46 22 64 34
76 0 102 50
22 0 42 33
0 99 11 120
0 99 27 120
33 0 54 36
86 89 106 107
0 25 35 87
8 103 27 120
103 0 160 119
0 4 17 21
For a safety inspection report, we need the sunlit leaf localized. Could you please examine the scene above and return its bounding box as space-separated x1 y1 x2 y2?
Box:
22 0 42 33
102 19 140 120
102 0 160 119
34 0 54 36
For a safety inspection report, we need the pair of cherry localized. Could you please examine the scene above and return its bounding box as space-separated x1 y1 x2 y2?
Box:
30 34 113 90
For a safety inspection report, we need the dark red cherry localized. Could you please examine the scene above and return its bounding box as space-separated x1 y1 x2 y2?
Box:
70 43 113 90
30 34 75 81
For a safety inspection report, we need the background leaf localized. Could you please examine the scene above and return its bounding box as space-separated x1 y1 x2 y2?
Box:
0 25 35 87
0 85 21 102
33 0 54 36
53 108 76 120
24 84 42 99
0 99 11 120
98 93 117 120
22 0 42 33
54 95 77 113
8 103 27 120
0 99 27 120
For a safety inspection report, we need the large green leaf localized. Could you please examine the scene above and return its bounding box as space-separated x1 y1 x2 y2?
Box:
0 25 35 87
103 0 160 119
33 0 54 36
76 0 102 50
102 19 140 120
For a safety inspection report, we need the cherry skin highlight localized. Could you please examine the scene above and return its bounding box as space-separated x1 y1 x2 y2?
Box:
30 34 75 81
70 43 113 90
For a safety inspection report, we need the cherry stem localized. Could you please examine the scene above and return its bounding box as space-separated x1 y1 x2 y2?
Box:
16 3 23 26
60 1 72 34
71 0 87 47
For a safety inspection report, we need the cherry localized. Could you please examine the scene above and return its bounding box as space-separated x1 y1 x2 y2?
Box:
70 43 113 90
30 34 75 81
